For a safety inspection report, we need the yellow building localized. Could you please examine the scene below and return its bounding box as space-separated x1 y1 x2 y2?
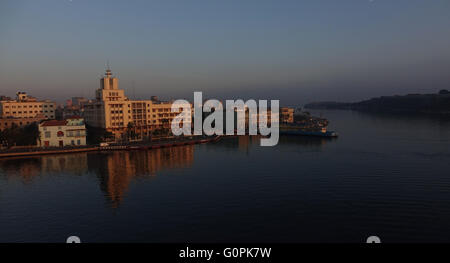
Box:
0 92 56 120
84 69 189 140
280 107 294 123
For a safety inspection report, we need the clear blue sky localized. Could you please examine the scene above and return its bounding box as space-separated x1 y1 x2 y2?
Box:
1 0 450 105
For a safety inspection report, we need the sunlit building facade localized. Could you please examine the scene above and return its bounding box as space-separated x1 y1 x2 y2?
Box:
83 69 190 140
0 92 56 120
280 107 294 123
38 117 87 147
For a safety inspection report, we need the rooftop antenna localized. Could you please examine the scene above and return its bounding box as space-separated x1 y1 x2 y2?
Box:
132 80 136 99
105 59 112 77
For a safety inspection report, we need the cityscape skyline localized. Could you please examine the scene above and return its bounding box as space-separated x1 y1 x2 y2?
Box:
1 0 450 105
2 1 450 245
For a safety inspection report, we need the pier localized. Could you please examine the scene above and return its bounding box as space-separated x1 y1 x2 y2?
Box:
0 135 222 159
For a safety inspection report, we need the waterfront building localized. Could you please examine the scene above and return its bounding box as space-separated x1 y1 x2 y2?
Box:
280 107 294 123
83 68 190 140
0 115 46 131
38 116 87 147
0 92 56 120
225 106 292 129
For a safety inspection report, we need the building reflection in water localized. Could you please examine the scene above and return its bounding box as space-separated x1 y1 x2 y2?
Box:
88 146 194 207
0 136 330 207
0 153 88 183
213 135 332 154
0 146 194 207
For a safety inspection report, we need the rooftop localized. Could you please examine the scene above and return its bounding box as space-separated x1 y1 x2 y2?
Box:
65 115 83 120
40 120 68 127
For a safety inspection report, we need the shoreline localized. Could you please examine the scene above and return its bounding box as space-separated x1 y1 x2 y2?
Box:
305 107 450 115
0 135 223 159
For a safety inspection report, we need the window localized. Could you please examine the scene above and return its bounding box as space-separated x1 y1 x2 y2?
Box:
45 131 51 138
77 140 81 145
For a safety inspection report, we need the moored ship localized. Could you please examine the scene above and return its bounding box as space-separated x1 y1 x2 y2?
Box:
280 126 339 137
280 110 339 138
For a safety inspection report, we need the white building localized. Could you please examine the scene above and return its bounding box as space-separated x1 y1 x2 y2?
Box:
38 117 87 147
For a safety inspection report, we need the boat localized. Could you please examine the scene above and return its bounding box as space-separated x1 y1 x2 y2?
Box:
280 124 339 138
280 129 338 138
279 110 339 138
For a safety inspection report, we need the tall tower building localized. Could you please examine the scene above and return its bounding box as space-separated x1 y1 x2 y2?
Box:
96 69 126 102
83 68 190 141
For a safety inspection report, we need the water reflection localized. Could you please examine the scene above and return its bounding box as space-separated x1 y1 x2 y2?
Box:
2 111 450 242
0 146 195 207
0 154 88 182
278 135 335 147
215 135 333 153
88 147 194 207
0 136 334 207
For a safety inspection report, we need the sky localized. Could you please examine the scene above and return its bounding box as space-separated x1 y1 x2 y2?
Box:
1 0 450 105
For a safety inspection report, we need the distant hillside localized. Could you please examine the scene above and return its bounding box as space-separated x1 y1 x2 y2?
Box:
305 90 450 114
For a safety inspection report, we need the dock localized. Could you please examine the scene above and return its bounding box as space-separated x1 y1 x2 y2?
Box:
0 136 222 159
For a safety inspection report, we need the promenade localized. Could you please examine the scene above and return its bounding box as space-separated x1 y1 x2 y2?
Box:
0 135 222 158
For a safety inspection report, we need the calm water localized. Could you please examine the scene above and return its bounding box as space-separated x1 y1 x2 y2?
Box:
1 110 450 243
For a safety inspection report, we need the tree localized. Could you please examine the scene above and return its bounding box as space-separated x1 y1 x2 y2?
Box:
86 124 114 145
0 130 6 148
0 123 39 147
161 119 171 136
126 122 136 141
